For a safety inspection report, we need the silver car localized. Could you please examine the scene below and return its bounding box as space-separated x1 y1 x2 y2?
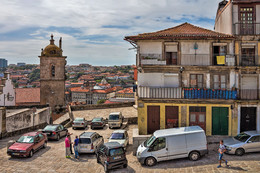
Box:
72 117 88 129
224 131 260 156
78 132 104 153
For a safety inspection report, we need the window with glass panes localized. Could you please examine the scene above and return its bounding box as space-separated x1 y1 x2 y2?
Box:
240 7 254 35
190 74 203 88
213 75 226 89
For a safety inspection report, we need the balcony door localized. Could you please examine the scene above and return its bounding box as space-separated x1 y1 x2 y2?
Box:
240 7 255 35
241 76 258 100
241 48 255 66
166 52 177 65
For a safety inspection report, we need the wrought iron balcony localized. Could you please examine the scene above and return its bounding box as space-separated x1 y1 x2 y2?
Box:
234 23 260 35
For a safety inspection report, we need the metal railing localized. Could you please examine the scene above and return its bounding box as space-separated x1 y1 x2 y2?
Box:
234 23 260 35
138 86 237 100
240 55 258 66
181 54 210 66
239 89 259 100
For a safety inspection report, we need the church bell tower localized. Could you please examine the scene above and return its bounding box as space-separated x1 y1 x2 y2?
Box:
39 35 67 110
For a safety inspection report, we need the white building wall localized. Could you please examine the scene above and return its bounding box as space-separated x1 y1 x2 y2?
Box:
181 41 210 54
215 3 233 34
138 42 162 55
0 74 15 106
230 71 236 89
233 5 238 24
138 73 179 87
257 5 260 23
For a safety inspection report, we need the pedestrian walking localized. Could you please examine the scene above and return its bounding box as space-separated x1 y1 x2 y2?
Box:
217 140 228 168
65 135 71 158
68 132 74 154
73 135 79 159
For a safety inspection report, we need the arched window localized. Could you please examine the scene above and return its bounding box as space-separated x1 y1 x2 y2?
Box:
51 65 55 77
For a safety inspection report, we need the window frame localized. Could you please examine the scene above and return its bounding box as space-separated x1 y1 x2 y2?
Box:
190 74 204 88
213 74 227 89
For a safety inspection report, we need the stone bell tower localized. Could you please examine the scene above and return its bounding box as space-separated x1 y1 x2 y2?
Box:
39 35 67 110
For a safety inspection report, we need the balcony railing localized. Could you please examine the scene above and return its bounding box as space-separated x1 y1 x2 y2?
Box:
138 86 237 100
240 55 258 66
181 54 210 66
183 88 237 100
138 86 182 99
140 54 166 65
234 23 260 35
239 89 259 100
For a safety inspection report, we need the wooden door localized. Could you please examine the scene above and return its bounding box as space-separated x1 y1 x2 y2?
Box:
212 107 229 135
241 107 256 132
166 52 177 65
147 106 160 134
189 107 206 131
165 106 178 129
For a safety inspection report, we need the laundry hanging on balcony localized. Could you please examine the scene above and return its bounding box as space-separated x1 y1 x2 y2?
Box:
217 56 225 65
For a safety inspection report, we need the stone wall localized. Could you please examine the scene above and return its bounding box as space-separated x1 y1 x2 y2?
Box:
71 102 135 111
0 107 50 138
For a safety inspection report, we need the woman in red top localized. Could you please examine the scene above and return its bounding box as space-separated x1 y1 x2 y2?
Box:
65 135 71 158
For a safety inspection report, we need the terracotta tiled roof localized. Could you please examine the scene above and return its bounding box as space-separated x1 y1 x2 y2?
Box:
117 88 133 94
15 88 40 104
70 87 90 92
125 23 234 41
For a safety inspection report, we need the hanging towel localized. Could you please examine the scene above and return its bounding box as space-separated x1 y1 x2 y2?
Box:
217 56 225 65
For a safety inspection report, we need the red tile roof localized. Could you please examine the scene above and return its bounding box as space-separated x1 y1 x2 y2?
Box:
125 23 234 41
70 87 89 92
117 88 133 94
15 88 40 104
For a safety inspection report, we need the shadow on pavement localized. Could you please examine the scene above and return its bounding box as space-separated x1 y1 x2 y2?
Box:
8 146 51 162
224 165 247 171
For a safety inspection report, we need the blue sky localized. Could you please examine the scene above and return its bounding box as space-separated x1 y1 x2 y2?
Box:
0 0 220 66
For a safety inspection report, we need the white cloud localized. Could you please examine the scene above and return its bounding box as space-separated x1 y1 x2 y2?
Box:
0 0 220 65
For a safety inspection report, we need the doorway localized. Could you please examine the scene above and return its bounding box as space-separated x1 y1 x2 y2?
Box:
165 106 178 128
147 106 160 134
240 107 256 132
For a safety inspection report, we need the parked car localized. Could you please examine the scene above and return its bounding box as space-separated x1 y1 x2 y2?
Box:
91 117 106 129
7 131 47 158
72 117 88 129
78 132 104 154
224 131 260 156
96 142 128 173
108 130 129 149
42 124 68 141
136 126 208 166
108 112 123 129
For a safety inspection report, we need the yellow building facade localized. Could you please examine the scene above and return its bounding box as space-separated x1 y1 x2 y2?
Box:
138 101 238 136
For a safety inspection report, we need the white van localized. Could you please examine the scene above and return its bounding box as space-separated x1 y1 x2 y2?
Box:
108 112 123 129
136 126 208 166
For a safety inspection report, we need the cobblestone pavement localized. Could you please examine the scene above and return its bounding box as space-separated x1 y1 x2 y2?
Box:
72 107 137 120
1 124 260 173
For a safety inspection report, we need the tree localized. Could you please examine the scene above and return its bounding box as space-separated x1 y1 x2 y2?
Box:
97 99 106 104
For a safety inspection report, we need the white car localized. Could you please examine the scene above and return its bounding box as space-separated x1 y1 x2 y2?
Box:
108 130 129 149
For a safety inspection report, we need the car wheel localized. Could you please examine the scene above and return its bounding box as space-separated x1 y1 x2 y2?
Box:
123 163 128 168
91 126 93 130
57 134 60 141
72 127 75 130
96 154 100 163
235 148 245 156
43 141 47 148
145 157 157 167
189 151 200 161
29 150 33 158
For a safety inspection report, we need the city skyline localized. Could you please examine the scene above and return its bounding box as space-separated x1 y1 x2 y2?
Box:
0 0 220 65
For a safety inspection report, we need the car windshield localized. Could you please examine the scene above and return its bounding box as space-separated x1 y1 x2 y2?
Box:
109 148 124 156
74 118 84 122
109 115 119 120
234 132 251 142
43 125 57 131
110 133 125 139
79 138 91 144
17 136 34 143
92 118 101 122
144 136 156 147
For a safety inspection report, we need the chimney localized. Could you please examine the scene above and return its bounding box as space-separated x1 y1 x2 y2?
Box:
59 37 62 49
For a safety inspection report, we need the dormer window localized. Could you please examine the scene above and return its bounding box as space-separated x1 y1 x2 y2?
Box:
50 50 56 54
